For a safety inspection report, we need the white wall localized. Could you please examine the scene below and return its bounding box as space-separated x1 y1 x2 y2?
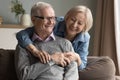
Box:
0 0 97 24
0 0 97 50
0 28 23 49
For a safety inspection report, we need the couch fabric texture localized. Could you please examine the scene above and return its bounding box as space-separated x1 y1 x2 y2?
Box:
0 49 116 80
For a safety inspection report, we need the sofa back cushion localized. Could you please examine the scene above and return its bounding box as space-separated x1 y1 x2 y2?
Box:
0 49 18 80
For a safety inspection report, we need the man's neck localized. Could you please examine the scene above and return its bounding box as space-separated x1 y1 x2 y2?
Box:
37 32 50 41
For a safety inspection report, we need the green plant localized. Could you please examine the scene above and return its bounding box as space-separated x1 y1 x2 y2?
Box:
11 0 25 17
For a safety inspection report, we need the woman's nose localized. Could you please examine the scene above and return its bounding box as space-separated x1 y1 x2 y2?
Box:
73 22 78 27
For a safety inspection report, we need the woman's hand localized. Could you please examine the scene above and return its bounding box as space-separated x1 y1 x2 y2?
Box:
26 44 51 63
34 50 51 63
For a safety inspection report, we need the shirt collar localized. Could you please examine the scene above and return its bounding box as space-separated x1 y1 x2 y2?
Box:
32 32 55 42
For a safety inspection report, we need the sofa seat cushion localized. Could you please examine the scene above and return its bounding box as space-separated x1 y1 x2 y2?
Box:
79 56 116 80
0 49 18 80
0 49 116 80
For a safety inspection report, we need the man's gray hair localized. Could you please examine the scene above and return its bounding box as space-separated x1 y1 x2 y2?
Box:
31 2 53 16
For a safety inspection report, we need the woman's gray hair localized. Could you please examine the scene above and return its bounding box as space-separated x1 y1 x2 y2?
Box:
31 2 53 16
65 5 93 32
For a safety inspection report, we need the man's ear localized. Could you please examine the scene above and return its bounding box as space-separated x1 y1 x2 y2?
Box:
31 16 35 24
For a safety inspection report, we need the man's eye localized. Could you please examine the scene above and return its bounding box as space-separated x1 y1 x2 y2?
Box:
47 17 56 20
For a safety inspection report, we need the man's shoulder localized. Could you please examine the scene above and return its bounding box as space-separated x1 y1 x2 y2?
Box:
15 45 28 55
55 35 69 41
54 35 71 45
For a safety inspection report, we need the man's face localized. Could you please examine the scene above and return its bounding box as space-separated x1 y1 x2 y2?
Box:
32 7 56 35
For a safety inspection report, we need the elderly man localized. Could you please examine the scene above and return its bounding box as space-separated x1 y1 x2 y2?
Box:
15 2 79 80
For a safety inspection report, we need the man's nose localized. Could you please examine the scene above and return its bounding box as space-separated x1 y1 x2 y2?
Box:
47 19 55 25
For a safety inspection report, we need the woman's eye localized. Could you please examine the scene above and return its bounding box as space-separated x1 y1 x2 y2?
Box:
71 18 76 22
78 22 82 25
78 22 84 25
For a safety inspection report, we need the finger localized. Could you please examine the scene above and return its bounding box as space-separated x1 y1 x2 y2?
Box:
48 54 51 61
41 51 47 63
41 52 47 63
62 59 68 67
40 53 45 63
45 53 51 63
46 52 51 62
60 60 66 67
64 57 71 65
38 53 44 63
42 51 50 63
60 62 64 67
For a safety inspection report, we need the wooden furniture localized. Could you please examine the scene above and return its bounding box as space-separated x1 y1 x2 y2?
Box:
0 24 25 28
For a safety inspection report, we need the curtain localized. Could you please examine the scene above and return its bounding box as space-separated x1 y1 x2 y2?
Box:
92 0 120 75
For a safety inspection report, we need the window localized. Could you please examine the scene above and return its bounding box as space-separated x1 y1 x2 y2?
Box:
114 0 120 71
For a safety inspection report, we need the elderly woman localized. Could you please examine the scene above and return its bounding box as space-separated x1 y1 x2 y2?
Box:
16 5 93 70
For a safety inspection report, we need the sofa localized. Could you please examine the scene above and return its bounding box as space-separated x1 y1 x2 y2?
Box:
0 48 116 80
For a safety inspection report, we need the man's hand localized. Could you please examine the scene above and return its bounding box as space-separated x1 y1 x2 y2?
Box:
64 52 77 61
51 52 70 67
64 52 82 66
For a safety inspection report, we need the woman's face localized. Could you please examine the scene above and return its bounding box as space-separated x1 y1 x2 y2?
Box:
66 12 86 36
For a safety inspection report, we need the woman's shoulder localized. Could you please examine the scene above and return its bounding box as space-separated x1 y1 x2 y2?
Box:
81 32 90 42
74 32 90 43
84 32 90 39
56 16 64 22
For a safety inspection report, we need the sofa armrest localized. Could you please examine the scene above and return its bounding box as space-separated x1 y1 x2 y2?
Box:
79 56 116 80
0 49 18 80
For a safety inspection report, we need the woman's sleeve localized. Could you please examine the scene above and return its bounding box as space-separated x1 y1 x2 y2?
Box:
77 34 90 70
16 27 34 48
